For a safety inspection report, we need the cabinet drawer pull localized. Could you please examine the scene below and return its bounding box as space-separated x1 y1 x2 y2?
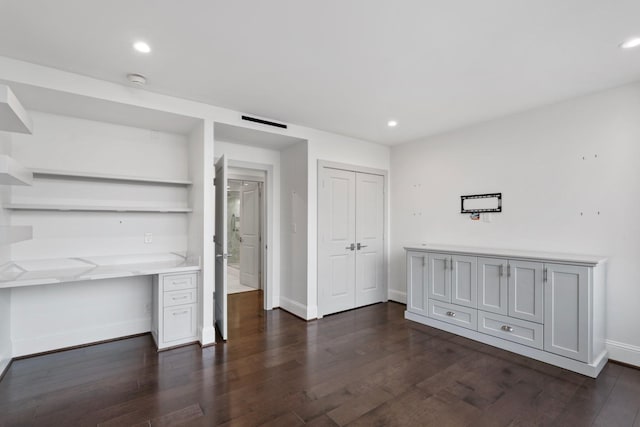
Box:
172 296 189 300
446 311 456 317
171 280 189 286
173 310 189 316
501 325 514 332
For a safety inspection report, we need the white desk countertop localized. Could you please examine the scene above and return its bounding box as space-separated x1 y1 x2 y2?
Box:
404 243 606 266
0 252 200 289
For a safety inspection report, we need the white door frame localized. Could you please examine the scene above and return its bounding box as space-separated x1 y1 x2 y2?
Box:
226 159 274 310
317 160 389 318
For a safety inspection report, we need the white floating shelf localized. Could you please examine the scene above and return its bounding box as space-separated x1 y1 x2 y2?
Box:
0 225 33 244
31 168 192 185
5 204 192 213
0 155 33 185
0 85 33 134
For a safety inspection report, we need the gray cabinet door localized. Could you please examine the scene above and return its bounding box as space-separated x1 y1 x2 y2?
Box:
544 263 589 362
427 253 450 303
406 251 428 316
508 260 543 323
451 255 477 308
478 257 508 315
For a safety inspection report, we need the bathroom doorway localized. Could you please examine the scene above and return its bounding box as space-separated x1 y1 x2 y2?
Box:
227 178 263 294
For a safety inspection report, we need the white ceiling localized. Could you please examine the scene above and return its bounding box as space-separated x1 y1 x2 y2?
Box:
0 1 639 145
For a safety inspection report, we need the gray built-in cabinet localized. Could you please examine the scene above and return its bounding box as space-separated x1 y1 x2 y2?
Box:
405 244 607 377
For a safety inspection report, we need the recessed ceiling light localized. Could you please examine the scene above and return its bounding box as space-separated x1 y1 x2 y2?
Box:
387 120 398 128
133 41 151 53
620 37 640 49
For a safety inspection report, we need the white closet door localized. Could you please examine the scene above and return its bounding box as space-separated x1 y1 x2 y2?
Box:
318 168 357 316
355 172 385 307
239 181 260 288
214 156 228 340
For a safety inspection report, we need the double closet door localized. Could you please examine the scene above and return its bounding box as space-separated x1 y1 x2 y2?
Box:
319 167 385 316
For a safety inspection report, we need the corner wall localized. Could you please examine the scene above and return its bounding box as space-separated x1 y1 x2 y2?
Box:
280 142 309 318
390 82 640 366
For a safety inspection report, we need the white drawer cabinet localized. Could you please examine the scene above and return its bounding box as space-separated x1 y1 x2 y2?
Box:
478 258 543 323
152 272 200 350
428 300 477 331
404 245 607 378
478 310 543 350
544 263 589 362
427 253 477 309
406 251 428 316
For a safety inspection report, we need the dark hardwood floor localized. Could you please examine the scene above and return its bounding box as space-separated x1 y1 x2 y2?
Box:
1 290 639 426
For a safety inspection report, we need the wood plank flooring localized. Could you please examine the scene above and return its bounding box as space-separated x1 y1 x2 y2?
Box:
1 290 639 426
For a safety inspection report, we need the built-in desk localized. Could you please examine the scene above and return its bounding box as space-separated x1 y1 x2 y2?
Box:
0 253 203 371
0 252 200 289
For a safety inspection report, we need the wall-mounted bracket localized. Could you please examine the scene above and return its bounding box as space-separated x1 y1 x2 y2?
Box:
460 193 502 213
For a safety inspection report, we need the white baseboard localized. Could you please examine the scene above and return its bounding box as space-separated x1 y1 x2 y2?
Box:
0 349 11 378
12 318 151 357
279 296 309 320
388 289 407 304
306 305 318 320
199 325 216 346
606 339 640 367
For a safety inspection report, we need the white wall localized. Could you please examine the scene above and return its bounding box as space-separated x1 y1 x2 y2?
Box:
0 289 10 375
10 277 151 356
307 133 390 318
187 120 215 345
0 133 14 374
11 111 191 259
214 140 281 310
391 82 640 366
280 142 309 318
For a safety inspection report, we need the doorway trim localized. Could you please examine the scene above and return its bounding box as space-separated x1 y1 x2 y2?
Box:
317 160 389 318
227 159 274 311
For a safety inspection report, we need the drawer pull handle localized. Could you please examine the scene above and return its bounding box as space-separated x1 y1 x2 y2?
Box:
501 325 514 332
173 296 189 300
171 280 189 285
446 311 456 317
173 310 189 316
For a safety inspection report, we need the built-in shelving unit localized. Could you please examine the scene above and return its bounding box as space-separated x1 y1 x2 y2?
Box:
0 155 33 186
31 168 191 186
6 203 192 213
0 225 33 244
0 84 33 134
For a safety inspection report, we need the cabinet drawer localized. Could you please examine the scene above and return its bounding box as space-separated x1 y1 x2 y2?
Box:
478 311 543 350
164 288 197 307
163 273 197 292
428 300 477 331
163 304 197 343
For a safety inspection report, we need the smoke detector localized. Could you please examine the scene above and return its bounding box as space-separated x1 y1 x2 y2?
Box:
126 73 147 86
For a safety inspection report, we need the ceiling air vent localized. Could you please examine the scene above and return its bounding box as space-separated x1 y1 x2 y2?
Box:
241 115 287 129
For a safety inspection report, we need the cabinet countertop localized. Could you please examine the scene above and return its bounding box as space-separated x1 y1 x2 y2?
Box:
0 252 200 289
404 243 606 266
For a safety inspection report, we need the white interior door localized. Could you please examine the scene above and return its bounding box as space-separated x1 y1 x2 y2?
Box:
240 181 260 288
318 168 356 316
355 172 385 307
214 155 228 340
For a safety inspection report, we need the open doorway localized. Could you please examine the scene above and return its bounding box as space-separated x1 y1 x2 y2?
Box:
227 178 263 294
